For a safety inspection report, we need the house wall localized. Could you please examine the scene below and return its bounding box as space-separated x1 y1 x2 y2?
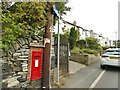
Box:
62 20 113 47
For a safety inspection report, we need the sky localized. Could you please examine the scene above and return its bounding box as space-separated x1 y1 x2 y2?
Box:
62 0 119 40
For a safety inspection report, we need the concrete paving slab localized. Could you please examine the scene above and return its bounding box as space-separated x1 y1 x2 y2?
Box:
69 60 86 74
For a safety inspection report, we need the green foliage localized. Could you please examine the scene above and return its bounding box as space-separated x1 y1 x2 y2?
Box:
80 49 97 55
2 2 49 50
55 1 71 15
76 37 102 55
70 47 98 55
7 2 48 29
79 49 84 54
62 28 69 39
68 27 78 49
53 34 68 46
76 40 86 49
77 37 102 51
1 2 70 57
113 40 120 48
102 46 111 50
118 41 120 48
60 34 68 45
2 10 24 49
53 2 71 25
86 37 102 50
70 47 80 54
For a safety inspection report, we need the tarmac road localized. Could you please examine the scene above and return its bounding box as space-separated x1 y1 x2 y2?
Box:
94 67 120 88
61 60 120 89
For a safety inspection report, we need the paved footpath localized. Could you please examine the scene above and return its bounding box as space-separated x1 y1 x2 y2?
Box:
69 60 86 74
61 60 103 88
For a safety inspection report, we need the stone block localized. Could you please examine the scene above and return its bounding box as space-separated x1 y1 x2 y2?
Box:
17 72 24 75
13 53 21 57
19 55 28 58
7 80 19 87
22 67 28 72
17 58 28 61
24 44 28 47
7 76 19 84
24 52 29 55
22 64 28 67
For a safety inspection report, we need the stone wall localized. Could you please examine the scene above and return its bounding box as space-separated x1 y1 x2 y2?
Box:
88 54 100 65
70 53 100 65
2 44 29 88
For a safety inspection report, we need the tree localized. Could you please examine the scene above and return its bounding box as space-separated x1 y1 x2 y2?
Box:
1 1 71 57
2 2 49 50
86 37 102 51
55 1 71 15
76 39 86 49
68 27 78 49
118 40 120 48
1 2 70 46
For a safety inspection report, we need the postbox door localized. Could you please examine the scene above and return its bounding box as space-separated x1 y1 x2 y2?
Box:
30 51 42 80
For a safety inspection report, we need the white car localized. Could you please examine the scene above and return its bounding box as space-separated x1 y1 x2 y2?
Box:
100 48 120 69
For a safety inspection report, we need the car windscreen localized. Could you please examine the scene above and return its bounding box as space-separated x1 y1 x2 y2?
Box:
105 50 120 55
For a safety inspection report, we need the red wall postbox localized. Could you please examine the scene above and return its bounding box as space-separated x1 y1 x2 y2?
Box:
27 45 44 81
30 51 42 80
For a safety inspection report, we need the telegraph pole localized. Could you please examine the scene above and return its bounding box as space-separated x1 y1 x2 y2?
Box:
49 14 54 88
42 3 52 89
42 4 60 88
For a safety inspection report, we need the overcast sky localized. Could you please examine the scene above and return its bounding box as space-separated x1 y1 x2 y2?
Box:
63 0 119 40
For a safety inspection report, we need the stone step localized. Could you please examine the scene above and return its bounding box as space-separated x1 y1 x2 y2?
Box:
20 49 29 52
22 45 29 49
22 67 28 69
16 50 21 53
17 49 29 53
17 58 28 61
19 56 28 58
21 61 27 64
24 52 29 55
17 72 27 75
13 53 21 57
22 64 28 67
22 68 28 72
11 58 15 61
2 57 8 60
1 59 8 63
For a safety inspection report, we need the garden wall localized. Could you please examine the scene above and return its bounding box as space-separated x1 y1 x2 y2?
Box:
70 53 100 65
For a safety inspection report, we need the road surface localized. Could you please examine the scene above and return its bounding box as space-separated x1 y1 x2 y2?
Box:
61 60 120 89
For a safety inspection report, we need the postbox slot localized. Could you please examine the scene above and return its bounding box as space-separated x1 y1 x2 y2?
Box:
34 56 40 58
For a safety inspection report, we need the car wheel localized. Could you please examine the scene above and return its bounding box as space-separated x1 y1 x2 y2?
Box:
100 65 105 69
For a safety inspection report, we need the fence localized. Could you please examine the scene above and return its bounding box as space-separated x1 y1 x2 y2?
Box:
50 37 69 86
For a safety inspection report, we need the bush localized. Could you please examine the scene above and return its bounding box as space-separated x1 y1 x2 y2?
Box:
102 46 110 50
76 40 86 49
70 47 80 54
86 37 102 51
79 49 84 54
76 37 102 51
80 49 97 55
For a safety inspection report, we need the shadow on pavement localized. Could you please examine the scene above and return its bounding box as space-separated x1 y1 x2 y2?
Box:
104 66 120 72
